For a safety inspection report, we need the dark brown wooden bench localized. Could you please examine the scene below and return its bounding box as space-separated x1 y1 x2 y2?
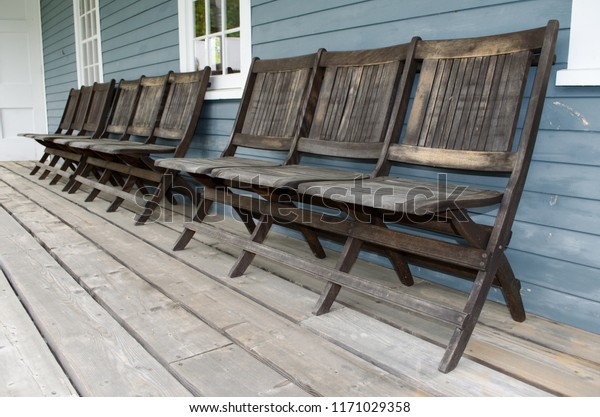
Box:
170 21 559 373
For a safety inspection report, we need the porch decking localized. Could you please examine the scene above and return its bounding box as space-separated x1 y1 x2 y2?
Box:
1 161 599 397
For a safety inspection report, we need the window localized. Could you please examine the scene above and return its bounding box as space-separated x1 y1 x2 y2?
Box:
73 0 103 85
556 0 600 86
179 0 251 99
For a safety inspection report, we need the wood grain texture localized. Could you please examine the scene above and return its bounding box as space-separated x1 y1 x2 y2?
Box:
5 161 600 395
303 308 548 396
0 267 77 396
0 209 191 397
0 167 420 397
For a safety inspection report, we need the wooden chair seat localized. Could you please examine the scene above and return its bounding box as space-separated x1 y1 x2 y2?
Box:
53 137 120 147
88 142 176 155
155 156 280 175
298 176 503 214
214 165 370 189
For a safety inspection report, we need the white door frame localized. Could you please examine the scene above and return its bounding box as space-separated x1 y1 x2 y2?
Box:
0 0 46 161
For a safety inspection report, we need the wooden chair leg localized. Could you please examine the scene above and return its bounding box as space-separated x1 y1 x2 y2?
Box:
228 215 274 278
173 198 214 251
495 256 526 322
370 216 414 286
107 176 136 212
30 151 49 175
49 159 74 185
313 236 363 315
85 168 113 202
65 161 93 193
135 175 171 225
439 262 499 373
233 207 257 234
297 224 326 259
39 154 60 180
449 211 525 322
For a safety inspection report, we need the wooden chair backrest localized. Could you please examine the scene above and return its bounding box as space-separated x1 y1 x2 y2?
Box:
56 88 81 134
82 80 116 137
125 73 172 139
152 68 211 157
224 53 321 156
295 42 414 162
69 85 94 134
102 78 142 137
388 21 559 174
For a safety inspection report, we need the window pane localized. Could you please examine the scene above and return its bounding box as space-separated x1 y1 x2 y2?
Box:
85 13 91 38
209 36 222 74
194 0 206 37
92 38 98 64
225 0 239 30
210 0 222 34
91 10 97 36
194 38 206 70
225 32 240 73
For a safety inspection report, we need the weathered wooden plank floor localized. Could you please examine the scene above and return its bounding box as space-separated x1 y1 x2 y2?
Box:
1 161 599 397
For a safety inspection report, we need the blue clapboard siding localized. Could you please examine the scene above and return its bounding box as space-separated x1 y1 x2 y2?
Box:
100 0 179 79
35 0 600 334
40 0 78 132
250 0 600 335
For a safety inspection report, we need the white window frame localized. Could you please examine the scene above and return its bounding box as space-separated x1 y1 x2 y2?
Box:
556 0 600 86
73 0 104 85
178 0 251 99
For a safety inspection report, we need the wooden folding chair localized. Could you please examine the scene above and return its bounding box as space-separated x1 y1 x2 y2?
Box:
20 87 81 175
185 21 558 372
54 77 143 191
176 40 417 276
63 74 171 194
293 21 558 372
70 69 212 224
36 80 116 184
153 52 322 232
25 84 95 179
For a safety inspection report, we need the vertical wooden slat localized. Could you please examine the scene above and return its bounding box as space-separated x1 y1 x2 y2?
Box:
475 54 505 150
489 51 531 151
439 58 468 149
422 59 449 147
449 56 481 150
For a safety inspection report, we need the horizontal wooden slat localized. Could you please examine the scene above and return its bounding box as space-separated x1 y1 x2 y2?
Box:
89 143 175 155
231 133 295 151
204 187 489 271
388 144 517 172
86 156 163 182
43 148 82 161
155 156 279 174
321 43 410 66
297 138 384 159
74 176 147 207
414 26 547 59
251 53 318 73
185 221 468 327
